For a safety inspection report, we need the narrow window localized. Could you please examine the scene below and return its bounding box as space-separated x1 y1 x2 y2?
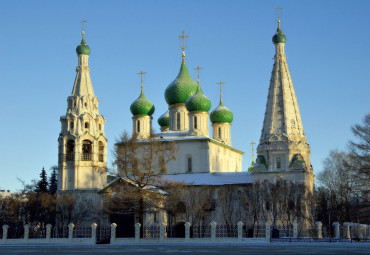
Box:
99 123 102 131
66 140 75 161
137 120 141 132
70 121 74 130
194 116 198 129
276 158 281 169
176 113 181 130
187 156 192 172
84 102 87 107
218 127 222 139
99 141 104 162
85 122 89 129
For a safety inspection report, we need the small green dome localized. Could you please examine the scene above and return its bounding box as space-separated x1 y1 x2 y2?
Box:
186 85 211 112
272 21 286 44
130 91 155 117
164 63 198 105
76 34 91 55
158 111 169 127
210 101 233 123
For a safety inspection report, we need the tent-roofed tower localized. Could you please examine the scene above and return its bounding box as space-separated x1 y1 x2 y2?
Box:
253 18 314 190
58 27 107 193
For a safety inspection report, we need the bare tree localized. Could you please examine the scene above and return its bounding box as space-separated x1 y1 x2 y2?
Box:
217 186 242 236
317 150 360 223
112 131 177 233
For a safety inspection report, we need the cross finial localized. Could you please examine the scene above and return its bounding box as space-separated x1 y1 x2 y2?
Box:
137 71 147 92
250 141 256 162
81 19 87 35
216 80 226 103
193 66 203 85
275 6 282 22
178 30 189 64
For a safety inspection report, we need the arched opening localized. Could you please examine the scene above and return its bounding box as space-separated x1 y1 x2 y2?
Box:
70 121 74 130
137 120 141 133
218 127 222 139
66 140 75 161
99 123 102 131
85 122 90 129
194 116 198 129
99 141 104 162
82 140 92 161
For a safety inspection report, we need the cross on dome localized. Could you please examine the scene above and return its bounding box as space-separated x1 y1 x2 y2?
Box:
178 30 189 64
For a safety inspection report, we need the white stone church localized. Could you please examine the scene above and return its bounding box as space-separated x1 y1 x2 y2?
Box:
57 18 314 228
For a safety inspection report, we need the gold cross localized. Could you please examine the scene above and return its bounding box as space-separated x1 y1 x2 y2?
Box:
178 30 189 51
216 80 226 103
137 71 146 90
81 19 87 32
250 141 256 162
179 31 189 64
193 66 203 85
275 6 282 20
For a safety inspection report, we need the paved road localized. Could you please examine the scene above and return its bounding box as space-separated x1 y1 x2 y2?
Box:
0 242 369 254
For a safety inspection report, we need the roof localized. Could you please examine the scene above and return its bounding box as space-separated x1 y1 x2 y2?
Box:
99 176 168 194
162 172 252 186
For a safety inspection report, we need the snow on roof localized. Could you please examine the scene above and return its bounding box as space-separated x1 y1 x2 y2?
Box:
163 172 253 186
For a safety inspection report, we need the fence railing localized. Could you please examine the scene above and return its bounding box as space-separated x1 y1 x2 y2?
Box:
1 221 370 243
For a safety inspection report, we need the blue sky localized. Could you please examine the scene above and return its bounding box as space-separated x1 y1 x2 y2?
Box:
0 0 369 191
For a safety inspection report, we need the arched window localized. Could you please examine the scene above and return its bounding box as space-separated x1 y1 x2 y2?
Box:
99 141 104 162
194 116 198 129
187 156 192 172
70 121 74 130
137 120 141 133
176 112 181 130
218 127 222 139
66 140 75 161
85 122 89 129
82 140 92 161
99 124 102 131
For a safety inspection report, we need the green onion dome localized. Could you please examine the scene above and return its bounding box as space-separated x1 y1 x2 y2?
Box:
130 90 155 117
185 85 211 112
76 33 91 55
210 101 233 123
158 111 169 127
164 63 198 105
272 20 286 44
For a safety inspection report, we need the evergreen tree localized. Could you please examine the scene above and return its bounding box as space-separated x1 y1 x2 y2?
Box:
36 167 49 193
49 166 58 195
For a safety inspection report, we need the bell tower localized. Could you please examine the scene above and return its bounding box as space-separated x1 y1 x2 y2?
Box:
58 27 107 193
253 17 314 192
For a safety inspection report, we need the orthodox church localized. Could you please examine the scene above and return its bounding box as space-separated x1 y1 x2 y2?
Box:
57 18 314 226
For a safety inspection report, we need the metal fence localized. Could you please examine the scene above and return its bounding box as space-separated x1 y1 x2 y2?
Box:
143 225 160 238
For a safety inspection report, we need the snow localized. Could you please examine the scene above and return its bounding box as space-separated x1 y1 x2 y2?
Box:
163 172 253 186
